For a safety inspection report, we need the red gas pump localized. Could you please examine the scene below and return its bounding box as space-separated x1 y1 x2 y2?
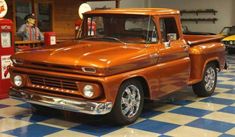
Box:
88 19 96 36
44 32 56 46
0 0 14 98
0 18 14 99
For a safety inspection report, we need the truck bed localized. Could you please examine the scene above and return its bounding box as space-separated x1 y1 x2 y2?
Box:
183 34 224 46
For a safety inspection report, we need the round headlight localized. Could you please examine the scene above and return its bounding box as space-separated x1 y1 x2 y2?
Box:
83 85 94 98
14 75 23 87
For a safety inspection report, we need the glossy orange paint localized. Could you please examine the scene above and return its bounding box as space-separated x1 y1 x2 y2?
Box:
185 35 226 85
9 8 226 104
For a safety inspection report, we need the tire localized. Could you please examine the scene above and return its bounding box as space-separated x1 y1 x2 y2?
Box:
192 63 217 97
109 80 144 125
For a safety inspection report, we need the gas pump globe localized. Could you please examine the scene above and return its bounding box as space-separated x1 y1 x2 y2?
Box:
0 0 7 18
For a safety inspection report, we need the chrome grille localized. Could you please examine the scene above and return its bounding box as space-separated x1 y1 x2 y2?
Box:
29 75 78 91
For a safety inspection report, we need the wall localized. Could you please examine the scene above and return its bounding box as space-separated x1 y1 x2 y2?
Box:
232 1 235 25
89 0 234 33
8 0 83 39
150 0 234 33
88 0 147 9
53 0 82 38
11 0 234 38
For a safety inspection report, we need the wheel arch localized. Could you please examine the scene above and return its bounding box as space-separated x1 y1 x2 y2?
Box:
192 59 218 97
189 58 220 85
109 75 148 125
120 76 150 99
203 58 220 74
198 58 220 83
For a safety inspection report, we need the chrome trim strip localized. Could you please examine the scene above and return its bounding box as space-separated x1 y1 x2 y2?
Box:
225 45 235 48
9 88 112 115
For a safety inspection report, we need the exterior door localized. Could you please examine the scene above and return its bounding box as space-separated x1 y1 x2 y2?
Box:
157 17 190 97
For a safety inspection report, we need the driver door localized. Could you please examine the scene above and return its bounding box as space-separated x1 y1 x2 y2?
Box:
156 16 191 97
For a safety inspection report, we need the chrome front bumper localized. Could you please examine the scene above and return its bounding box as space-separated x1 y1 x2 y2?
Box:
9 88 113 115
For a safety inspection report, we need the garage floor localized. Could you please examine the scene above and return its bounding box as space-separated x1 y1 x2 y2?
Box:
0 55 234 137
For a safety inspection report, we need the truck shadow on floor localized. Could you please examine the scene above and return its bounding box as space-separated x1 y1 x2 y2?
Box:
29 87 199 126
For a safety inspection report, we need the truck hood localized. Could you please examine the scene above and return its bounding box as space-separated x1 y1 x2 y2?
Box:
12 41 154 76
222 35 235 41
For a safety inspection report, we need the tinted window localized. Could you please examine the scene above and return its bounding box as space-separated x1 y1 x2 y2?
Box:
160 17 179 42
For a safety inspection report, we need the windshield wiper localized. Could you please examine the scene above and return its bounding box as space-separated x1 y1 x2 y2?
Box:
81 37 99 41
101 37 126 45
82 36 126 45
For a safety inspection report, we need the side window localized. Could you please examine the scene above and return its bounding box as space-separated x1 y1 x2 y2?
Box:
160 17 179 42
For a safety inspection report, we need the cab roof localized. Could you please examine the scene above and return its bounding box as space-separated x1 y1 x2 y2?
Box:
85 8 180 16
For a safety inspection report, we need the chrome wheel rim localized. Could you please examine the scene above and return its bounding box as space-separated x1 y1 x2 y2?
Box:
121 85 141 118
205 67 216 92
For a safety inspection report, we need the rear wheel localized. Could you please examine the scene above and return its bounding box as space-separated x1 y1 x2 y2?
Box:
192 63 217 97
109 80 144 125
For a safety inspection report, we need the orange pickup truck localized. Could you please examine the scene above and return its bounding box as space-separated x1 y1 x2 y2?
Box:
9 8 226 125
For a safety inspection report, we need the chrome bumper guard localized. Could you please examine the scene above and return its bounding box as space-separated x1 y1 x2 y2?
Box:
9 88 113 115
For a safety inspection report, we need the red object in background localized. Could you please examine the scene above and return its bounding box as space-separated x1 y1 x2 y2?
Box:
88 19 96 36
75 19 82 31
44 32 56 46
0 18 14 99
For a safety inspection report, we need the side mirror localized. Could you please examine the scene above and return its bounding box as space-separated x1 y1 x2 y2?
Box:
163 33 177 48
167 33 177 41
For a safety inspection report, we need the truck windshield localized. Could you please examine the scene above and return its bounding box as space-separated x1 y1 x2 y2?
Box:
80 14 158 44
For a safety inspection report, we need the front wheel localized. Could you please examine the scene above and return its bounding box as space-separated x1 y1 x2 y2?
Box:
192 63 217 97
109 80 144 125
